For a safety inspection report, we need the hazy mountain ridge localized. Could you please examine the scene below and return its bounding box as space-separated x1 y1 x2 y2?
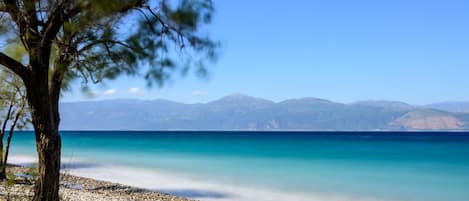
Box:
59 95 469 131
426 101 469 113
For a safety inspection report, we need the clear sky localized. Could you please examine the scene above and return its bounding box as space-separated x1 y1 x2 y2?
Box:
63 0 469 105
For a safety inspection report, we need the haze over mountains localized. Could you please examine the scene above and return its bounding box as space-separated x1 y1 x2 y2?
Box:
59 94 469 131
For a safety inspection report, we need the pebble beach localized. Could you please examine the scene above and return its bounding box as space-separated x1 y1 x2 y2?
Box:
0 165 195 201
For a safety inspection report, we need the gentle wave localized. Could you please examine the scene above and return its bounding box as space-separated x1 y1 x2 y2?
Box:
9 154 393 201
8 155 37 166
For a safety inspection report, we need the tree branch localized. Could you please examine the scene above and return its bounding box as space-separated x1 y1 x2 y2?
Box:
144 6 186 48
0 97 14 137
3 0 34 47
3 92 26 170
0 52 29 80
78 39 137 54
3 0 24 25
42 1 64 43
117 0 146 13
24 0 40 32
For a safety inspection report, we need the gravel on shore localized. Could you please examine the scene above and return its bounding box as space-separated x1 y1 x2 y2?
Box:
0 165 196 201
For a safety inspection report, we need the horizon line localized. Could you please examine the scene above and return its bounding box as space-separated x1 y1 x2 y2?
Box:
59 93 469 106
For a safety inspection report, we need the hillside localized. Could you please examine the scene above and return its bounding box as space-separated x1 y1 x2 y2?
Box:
59 94 469 131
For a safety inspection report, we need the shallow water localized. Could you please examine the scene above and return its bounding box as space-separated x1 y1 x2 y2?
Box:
8 131 469 201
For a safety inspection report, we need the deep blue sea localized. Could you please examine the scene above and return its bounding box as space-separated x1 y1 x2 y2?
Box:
8 131 469 201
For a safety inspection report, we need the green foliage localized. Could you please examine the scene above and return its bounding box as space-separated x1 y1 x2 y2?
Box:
3 42 27 64
26 166 39 177
5 171 16 188
0 69 30 130
0 17 9 35
72 0 216 87
1 0 218 89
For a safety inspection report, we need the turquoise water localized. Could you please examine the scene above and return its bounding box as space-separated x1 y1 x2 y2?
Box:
8 131 469 201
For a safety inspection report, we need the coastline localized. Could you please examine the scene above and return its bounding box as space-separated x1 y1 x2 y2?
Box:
0 165 195 201
8 132 469 201
1 164 391 201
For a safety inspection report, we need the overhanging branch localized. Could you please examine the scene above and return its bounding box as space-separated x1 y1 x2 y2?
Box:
3 0 27 35
78 39 137 54
42 1 65 43
0 52 29 80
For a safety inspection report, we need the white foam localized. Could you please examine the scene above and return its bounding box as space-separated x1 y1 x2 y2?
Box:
8 154 37 166
68 165 394 201
8 154 90 167
9 155 394 201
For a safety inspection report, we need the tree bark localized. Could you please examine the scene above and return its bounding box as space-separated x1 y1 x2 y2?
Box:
0 139 3 180
1 98 25 178
26 47 62 201
1 127 15 180
32 124 61 201
28 91 61 201
0 100 14 180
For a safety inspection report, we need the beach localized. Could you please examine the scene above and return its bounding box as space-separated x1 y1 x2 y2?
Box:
0 165 195 201
6 131 469 201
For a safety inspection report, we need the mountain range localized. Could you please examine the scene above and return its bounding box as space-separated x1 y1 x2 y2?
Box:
59 94 469 131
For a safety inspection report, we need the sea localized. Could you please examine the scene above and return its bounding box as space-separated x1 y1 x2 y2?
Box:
7 131 469 201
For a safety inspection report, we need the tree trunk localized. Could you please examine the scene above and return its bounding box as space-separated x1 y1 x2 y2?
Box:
32 125 61 201
0 101 14 180
0 140 4 180
25 56 62 201
29 103 61 201
2 100 25 179
1 129 13 179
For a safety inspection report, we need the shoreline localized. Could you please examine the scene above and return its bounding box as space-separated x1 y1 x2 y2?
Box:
1 164 385 201
0 164 196 201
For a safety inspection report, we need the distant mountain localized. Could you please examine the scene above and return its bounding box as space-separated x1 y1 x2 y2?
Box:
426 101 469 113
351 100 415 111
209 93 274 107
59 95 469 131
389 109 464 130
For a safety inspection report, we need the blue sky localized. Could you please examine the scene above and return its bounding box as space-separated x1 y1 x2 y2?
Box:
63 0 469 105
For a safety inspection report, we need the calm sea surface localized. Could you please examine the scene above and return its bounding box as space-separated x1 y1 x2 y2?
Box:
8 131 469 201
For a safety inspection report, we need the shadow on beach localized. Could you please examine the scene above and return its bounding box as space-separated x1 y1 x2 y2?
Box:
158 189 229 199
